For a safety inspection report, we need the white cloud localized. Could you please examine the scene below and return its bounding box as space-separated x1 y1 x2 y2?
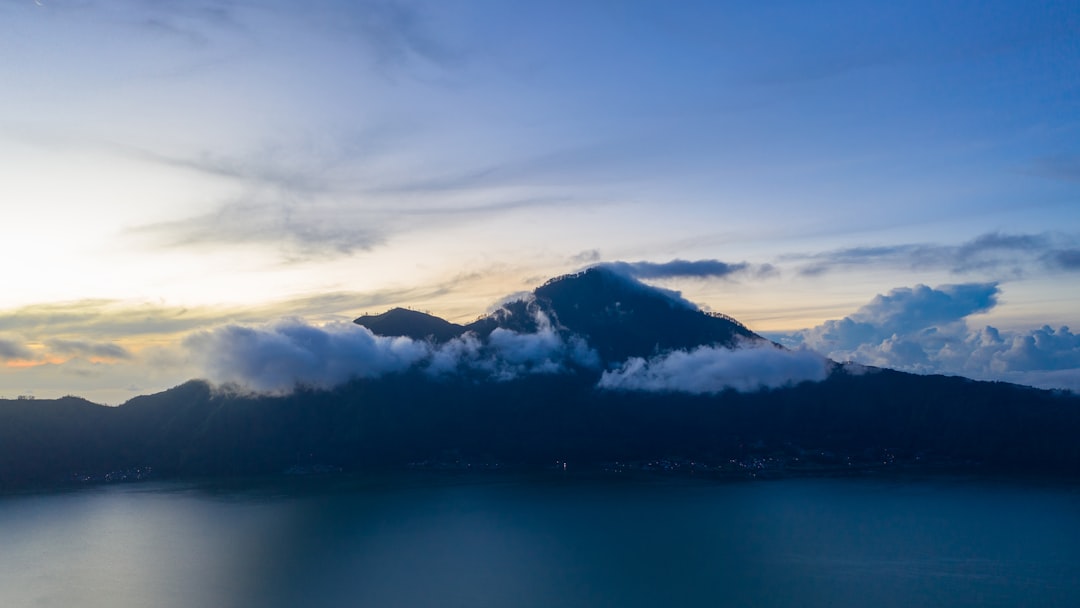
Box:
597 342 831 394
184 320 429 393
184 313 600 393
775 283 1080 392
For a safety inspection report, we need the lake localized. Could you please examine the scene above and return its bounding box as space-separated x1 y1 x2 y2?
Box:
1 472 1078 607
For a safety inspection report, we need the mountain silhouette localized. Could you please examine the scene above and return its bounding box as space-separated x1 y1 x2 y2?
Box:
3 267 1079 489
354 308 466 343
357 267 763 364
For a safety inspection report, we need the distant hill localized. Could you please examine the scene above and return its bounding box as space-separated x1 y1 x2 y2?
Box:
2 267 1079 490
354 308 466 343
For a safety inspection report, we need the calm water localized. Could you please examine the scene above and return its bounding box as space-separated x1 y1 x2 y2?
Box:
1 473 1078 608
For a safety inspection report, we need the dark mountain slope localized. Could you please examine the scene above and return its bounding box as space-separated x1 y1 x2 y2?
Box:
528 268 762 363
4 364 1078 490
0 397 127 486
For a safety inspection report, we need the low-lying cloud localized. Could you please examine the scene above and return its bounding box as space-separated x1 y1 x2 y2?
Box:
185 314 600 393
185 321 429 392
774 282 1080 392
598 342 831 394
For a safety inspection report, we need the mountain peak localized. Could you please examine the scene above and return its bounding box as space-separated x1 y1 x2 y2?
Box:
353 269 764 364
529 266 762 362
538 266 697 310
354 307 465 343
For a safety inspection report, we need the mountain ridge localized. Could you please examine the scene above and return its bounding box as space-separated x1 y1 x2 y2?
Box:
3 267 1079 489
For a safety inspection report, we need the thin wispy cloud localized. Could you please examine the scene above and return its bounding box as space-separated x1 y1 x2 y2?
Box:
43 339 132 360
129 191 582 262
786 232 1080 277
0 300 235 340
0 276 472 342
598 259 777 281
1029 155 1080 183
0 339 32 361
132 200 387 260
303 0 463 75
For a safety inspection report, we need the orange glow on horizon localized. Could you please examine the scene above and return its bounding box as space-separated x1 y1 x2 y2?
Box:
4 356 67 368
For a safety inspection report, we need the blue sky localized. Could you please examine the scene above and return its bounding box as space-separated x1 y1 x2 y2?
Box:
1 0 1078 402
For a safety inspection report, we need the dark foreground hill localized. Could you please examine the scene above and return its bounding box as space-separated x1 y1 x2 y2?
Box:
2 268 1079 489
3 368 1078 489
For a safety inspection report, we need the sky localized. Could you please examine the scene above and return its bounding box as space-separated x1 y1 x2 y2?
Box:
1 0 1079 403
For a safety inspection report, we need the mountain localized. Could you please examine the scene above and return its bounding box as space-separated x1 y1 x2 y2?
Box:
358 267 763 364
2 268 1079 490
354 308 466 343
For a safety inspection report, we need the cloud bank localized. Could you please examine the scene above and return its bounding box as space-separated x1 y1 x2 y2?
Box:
598 342 831 394
775 283 1080 392
185 320 431 393
184 313 600 393
792 283 999 353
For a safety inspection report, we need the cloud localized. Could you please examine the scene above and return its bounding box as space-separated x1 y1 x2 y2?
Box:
790 283 999 353
184 311 600 393
0 272 482 347
126 145 583 262
133 200 386 260
1046 248 1080 270
43 339 132 360
0 339 32 361
420 307 600 379
184 320 430 393
0 299 242 341
1028 155 1080 183
306 0 462 73
598 342 831 394
978 325 1080 372
599 259 774 280
570 249 601 264
774 283 1080 392
130 145 330 196
788 231 1080 277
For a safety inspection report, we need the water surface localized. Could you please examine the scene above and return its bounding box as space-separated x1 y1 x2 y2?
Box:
2 473 1078 607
